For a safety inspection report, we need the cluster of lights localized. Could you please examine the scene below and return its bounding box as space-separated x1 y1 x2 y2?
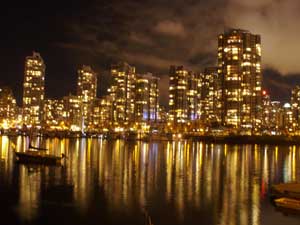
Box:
1 30 300 137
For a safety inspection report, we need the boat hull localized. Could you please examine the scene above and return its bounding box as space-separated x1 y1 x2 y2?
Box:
15 152 62 166
275 198 300 211
271 183 300 200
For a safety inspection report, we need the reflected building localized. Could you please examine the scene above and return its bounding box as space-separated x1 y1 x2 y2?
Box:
22 52 45 127
0 136 300 225
218 29 262 134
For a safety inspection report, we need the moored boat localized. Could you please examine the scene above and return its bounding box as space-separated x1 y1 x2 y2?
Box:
275 197 300 211
15 151 64 165
271 183 300 200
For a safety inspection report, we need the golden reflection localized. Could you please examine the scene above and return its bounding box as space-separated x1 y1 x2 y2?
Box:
166 141 172 202
292 145 296 181
0 136 8 160
18 166 40 222
1 137 300 224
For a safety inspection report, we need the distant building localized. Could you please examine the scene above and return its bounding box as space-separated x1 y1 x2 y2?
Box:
269 101 282 135
90 98 102 132
134 73 159 130
200 67 222 124
291 86 300 130
42 99 65 129
108 62 136 130
261 90 272 133
168 66 200 127
63 94 82 131
0 86 17 128
77 65 97 131
218 29 262 134
97 95 113 131
22 52 45 127
282 103 295 135
187 72 201 121
90 97 113 132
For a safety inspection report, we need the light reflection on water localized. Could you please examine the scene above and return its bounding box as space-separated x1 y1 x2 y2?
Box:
0 136 300 225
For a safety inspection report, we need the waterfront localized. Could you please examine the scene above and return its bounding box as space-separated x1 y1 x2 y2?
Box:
0 136 300 225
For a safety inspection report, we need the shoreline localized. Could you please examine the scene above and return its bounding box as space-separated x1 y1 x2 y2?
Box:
2 131 300 145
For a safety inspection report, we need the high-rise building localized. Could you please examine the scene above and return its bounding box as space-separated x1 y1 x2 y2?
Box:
0 86 17 128
261 90 271 133
200 67 222 124
218 29 262 134
97 95 113 132
108 62 136 130
168 66 200 127
90 98 107 132
77 65 97 131
291 86 300 130
187 72 201 121
22 52 45 127
282 103 295 135
269 101 282 135
63 94 82 131
42 99 65 129
134 73 159 129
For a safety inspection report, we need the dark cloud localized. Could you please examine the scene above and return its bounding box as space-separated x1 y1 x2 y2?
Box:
50 0 228 105
35 0 300 104
153 20 186 38
226 0 300 74
58 0 226 73
1 0 300 105
263 68 300 102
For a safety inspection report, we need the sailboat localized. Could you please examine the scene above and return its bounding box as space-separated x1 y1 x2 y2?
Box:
15 136 65 165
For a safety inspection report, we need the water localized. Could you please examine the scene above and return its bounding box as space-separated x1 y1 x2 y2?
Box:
0 136 300 225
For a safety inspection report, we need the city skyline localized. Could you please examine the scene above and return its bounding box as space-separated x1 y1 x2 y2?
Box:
1 2 300 225
1 47 298 108
2 0 300 105
1 28 300 136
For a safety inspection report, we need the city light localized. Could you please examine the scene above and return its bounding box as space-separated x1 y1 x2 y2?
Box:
1 30 300 138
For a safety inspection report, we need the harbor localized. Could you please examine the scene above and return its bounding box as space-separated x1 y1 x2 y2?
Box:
1 135 300 225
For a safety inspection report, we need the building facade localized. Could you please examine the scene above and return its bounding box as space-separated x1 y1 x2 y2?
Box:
134 73 159 131
63 94 82 131
291 86 300 131
218 29 262 134
261 90 272 134
77 65 97 131
42 99 65 130
269 101 282 135
169 66 200 128
0 86 17 128
22 52 45 127
108 62 136 130
200 67 222 125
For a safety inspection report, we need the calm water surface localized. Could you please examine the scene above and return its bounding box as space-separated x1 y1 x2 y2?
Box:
0 136 300 225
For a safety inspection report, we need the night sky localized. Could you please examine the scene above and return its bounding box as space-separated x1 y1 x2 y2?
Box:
1 0 300 106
